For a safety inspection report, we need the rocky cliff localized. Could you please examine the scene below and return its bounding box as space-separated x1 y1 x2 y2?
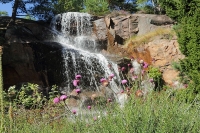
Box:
0 13 184 89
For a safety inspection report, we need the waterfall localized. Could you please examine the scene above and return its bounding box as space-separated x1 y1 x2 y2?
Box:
50 12 121 93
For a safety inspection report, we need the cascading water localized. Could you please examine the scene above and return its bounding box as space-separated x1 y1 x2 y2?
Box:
50 12 121 93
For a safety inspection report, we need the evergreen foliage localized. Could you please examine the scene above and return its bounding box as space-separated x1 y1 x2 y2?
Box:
160 0 200 102
82 0 110 16
0 11 8 16
53 0 84 14
108 0 138 13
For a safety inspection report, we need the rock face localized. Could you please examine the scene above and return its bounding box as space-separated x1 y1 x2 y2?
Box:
1 13 183 89
1 17 64 89
93 13 183 85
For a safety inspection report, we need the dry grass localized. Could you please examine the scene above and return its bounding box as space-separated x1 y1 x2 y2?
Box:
123 28 176 49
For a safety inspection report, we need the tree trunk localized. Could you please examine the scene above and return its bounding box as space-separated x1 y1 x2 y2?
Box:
7 0 20 26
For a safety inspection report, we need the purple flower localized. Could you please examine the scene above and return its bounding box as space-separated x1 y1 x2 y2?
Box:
60 95 68 101
100 78 107 83
75 88 81 94
121 79 128 84
73 80 80 87
53 97 60 104
109 74 115 78
87 106 91 110
143 62 148 68
72 110 76 114
128 64 131 67
108 74 115 80
75 74 82 79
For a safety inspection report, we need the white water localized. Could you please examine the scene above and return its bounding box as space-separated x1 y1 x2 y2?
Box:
50 12 121 93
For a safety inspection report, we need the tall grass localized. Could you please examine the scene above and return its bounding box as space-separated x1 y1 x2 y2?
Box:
3 91 200 133
123 28 175 49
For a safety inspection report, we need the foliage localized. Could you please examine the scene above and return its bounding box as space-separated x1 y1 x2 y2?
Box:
5 83 47 109
53 0 84 14
0 11 8 16
148 66 164 90
2 92 200 132
160 0 200 102
82 0 110 16
108 0 138 13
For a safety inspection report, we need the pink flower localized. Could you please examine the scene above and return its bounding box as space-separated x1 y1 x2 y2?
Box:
143 62 148 68
149 78 154 83
60 95 68 101
142 70 145 75
129 68 134 73
93 116 97 121
109 74 115 78
87 106 91 110
73 80 80 87
53 97 60 104
121 67 125 71
100 78 107 83
121 79 127 84
72 110 76 114
132 75 138 80
120 90 124 93
107 98 112 103
75 88 81 94
75 74 81 79
108 74 115 80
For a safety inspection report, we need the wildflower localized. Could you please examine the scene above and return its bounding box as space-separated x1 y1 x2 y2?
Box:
53 97 60 104
87 106 91 110
120 90 124 93
75 88 81 94
121 79 127 84
121 67 125 71
128 64 131 67
107 98 112 103
60 95 68 101
73 79 80 87
129 68 134 73
143 62 148 68
142 70 145 75
132 75 138 80
109 74 115 78
75 74 82 79
100 78 107 83
93 116 97 121
108 74 115 80
149 78 154 83
72 110 76 114
184 84 188 88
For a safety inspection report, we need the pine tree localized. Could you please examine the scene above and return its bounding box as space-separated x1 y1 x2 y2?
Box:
83 0 110 16
160 0 200 102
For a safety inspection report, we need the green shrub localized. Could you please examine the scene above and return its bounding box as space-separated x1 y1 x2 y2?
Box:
5 83 47 109
148 66 164 91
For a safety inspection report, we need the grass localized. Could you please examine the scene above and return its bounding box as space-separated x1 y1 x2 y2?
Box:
2 90 200 133
123 28 176 49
